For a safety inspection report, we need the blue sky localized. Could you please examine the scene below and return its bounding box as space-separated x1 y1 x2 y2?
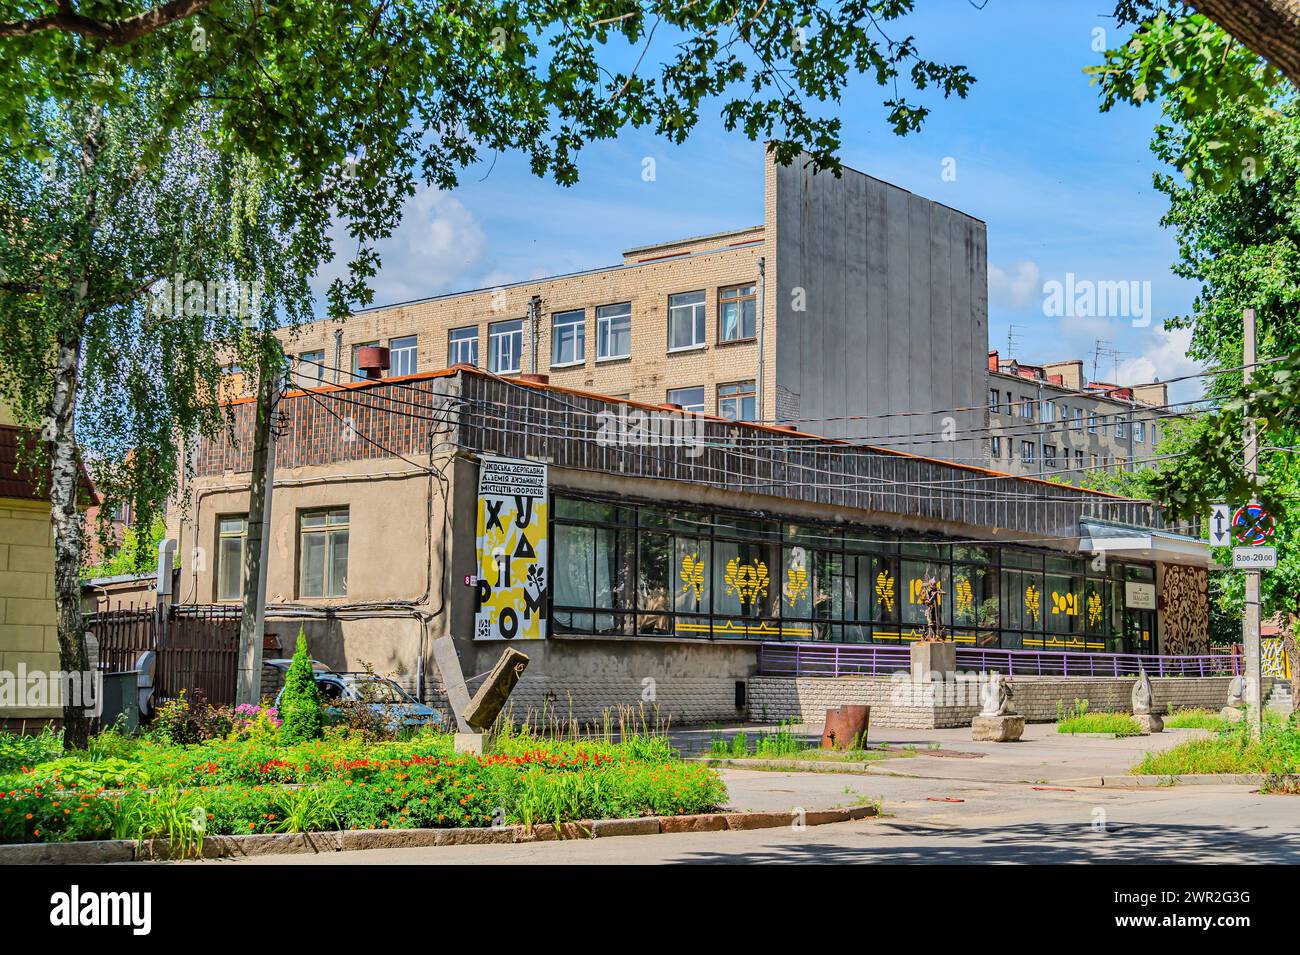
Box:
322 0 1202 402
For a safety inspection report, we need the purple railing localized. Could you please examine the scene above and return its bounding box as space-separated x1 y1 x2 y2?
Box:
757 642 1241 679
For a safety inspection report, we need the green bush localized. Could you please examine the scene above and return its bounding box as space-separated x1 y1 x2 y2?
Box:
279 629 323 744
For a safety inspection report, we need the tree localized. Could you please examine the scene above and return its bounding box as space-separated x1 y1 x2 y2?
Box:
3 2 977 744
278 629 323 744
0 65 311 748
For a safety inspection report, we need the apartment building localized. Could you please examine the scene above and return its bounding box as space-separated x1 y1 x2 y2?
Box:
985 352 1170 482
273 150 990 462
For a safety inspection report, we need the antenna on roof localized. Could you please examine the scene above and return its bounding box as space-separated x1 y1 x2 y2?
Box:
1005 324 1024 362
1091 339 1117 382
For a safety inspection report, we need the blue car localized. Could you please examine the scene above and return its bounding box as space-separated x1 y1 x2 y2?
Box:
266 660 442 731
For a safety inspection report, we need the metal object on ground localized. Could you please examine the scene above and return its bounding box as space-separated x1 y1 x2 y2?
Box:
820 704 870 750
463 647 529 730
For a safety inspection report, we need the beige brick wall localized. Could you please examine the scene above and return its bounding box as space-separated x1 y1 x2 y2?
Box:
275 227 777 422
0 499 60 718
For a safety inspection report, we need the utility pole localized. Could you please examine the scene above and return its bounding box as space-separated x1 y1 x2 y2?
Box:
1242 307 1263 738
236 359 282 705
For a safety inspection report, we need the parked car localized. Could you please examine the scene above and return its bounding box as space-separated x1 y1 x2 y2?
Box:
264 660 442 730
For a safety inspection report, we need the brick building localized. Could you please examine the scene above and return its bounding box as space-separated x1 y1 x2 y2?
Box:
986 352 1172 482
169 366 1212 725
268 150 990 463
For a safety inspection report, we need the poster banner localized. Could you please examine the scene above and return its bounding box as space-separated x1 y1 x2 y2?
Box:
474 456 548 640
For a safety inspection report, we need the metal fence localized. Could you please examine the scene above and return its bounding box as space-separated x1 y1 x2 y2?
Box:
87 603 242 707
757 641 1241 679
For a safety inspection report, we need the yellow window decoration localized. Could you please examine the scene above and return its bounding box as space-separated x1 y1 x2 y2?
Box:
955 576 974 616
724 558 770 608
784 565 809 607
1024 583 1040 624
875 571 895 614
1050 591 1078 616
679 552 705 601
1086 591 1102 627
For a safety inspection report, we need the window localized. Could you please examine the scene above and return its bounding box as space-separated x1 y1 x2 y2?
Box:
718 284 757 342
718 380 757 422
1044 445 1057 468
1135 420 1146 443
596 302 632 359
1021 441 1035 464
551 309 586 366
216 515 247 601
988 389 1000 412
1087 412 1098 434
1115 415 1127 439
448 326 478 366
296 350 326 389
388 335 417 378
667 387 705 414
350 341 378 380
1072 407 1083 429
1075 449 1084 468
1043 400 1056 424
990 436 1001 458
488 319 524 374
299 508 349 598
1090 453 1099 469
1019 397 1034 419
668 291 707 350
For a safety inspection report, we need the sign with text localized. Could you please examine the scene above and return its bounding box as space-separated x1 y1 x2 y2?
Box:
1233 546 1277 570
1124 581 1156 611
474 457 548 640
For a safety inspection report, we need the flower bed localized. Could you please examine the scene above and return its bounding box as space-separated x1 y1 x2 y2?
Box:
0 726 726 847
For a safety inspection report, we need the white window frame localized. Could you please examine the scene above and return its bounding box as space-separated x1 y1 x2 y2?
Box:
216 515 247 602
1021 441 1035 464
1135 420 1146 443
667 386 705 414
668 290 707 351
488 319 524 374
551 309 586 367
299 507 349 598
296 350 326 389
448 326 478 367
388 335 418 378
596 302 632 360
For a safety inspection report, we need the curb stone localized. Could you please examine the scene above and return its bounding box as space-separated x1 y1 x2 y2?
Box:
0 805 879 864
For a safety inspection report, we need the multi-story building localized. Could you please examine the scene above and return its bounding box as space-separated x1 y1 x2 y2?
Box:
985 352 1170 482
271 150 990 462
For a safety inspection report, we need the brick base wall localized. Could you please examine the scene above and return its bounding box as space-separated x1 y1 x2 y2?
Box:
747 675 1259 728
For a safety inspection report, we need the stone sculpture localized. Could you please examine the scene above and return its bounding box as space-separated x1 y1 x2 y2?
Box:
971 671 1023 742
1131 670 1162 734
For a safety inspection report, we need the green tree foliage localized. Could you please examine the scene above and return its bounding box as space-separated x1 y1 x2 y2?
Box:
81 517 166 580
279 629 324 744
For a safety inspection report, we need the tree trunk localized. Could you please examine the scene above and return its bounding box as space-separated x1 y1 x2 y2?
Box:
235 360 279 704
1191 0 1300 90
47 334 90 750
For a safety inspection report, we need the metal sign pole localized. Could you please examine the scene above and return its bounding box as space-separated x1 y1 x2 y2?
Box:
1242 308 1263 739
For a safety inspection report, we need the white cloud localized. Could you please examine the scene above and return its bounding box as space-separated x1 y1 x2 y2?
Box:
312 189 487 308
988 259 1041 309
1116 324 1203 400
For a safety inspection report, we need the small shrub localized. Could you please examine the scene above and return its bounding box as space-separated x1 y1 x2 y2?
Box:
279 629 323 744
1163 707 1225 731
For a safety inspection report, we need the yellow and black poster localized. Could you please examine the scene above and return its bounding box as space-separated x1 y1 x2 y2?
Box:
474 456 548 640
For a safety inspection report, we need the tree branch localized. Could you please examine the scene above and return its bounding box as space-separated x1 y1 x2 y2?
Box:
0 0 212 43
1189 0 1300 89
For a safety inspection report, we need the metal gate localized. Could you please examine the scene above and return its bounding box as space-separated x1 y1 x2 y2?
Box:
88 603 242 707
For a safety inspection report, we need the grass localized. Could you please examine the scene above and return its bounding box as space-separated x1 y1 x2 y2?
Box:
1163 707 1228 731
0 705 727 848
1132 717 1300 778
1055 699 1141 737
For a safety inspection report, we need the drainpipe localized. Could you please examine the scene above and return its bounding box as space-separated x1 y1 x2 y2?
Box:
332 328 343 384
529 294 542 374
1037 378 1045 476
756 257 766 420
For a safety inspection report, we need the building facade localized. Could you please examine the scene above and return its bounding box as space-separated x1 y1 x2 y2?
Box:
170 367 1210 725
985 352 1171 483
268 150 989 463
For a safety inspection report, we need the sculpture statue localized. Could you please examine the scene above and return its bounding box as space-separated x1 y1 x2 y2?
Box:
920 574 946 643
1132 670 1154 716
1226 675 1245 708
980 671 1014 717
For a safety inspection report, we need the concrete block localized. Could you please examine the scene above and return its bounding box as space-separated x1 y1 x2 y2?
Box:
592 817 660 838
1134 714 1163 735
659 813 728 834
971 714 1025 742
724 811 795 831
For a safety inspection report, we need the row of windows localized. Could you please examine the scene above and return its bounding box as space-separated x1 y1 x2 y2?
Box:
989 438 1129 472
666 381 757 421
551 496 1157 652
216 508 349 601
296 283 758 383
988 389 1153 443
